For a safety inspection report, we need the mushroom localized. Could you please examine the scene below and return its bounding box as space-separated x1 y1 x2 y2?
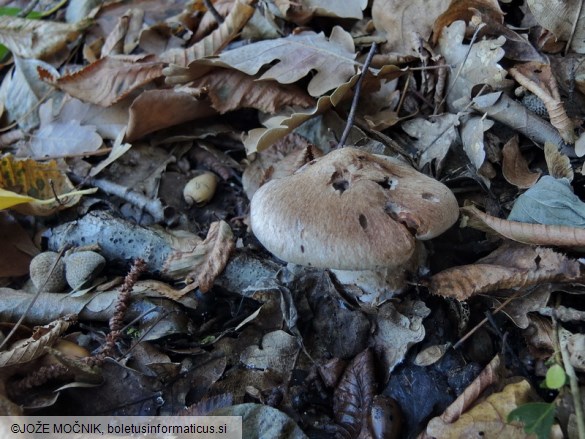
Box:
249 147 459 303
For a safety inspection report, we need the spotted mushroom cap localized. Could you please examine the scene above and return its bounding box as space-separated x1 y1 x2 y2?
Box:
250 147 459 271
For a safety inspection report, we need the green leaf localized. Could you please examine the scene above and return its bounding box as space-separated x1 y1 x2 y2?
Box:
507 402 556 439
545 364 566 389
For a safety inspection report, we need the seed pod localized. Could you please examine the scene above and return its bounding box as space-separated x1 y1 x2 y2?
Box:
65 251 106 290
29 251 66 293
183 172 218 206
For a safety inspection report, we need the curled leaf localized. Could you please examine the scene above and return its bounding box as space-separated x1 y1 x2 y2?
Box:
501 136 541 188
463 205 585 247
160 1 255 67
428 242 581 299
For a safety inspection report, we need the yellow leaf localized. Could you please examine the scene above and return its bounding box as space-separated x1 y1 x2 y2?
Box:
0 154 96 216
0 188 34 210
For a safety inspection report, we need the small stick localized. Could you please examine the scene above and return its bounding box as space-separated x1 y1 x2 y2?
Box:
204 0 224 24
72 175 172 224
337 42 377 149
452 290 521 350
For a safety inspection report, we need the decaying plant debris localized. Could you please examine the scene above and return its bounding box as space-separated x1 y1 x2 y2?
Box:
0 0 584 438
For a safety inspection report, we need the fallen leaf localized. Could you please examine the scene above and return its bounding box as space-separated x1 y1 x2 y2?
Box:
30 120 103 157
0 57 56 131
461 115 494 170
401 114 460 171
373 299 430 381
502 136 541 188
544 142 573 181
192 69 315 114
0 155 97 216
213 26 357 97
372 0 451 56
0 16 90 59
426 379 554 438
0 315 76 370
438 20 511 111
182 220 236 293
240 330 299 374
159 1 255 67
211 403 308 438
432 0 504 45
276 0 366 21
333 349 376 438
527 0 585 53
243 95 333 154
509 176 585 227
428 243 581 300
126 89 216 141
463 204 585 247
38 55 165 107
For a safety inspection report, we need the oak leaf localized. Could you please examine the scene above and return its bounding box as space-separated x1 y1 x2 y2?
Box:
214 26 357 97
191 69 315 114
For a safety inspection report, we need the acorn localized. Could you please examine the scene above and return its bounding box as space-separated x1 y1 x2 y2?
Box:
183 172 218 206
64 251 106 290
29 251 66 293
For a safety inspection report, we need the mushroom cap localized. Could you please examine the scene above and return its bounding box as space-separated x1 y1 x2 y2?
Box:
250 147 459 270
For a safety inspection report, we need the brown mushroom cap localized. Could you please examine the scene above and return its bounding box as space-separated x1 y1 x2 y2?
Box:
250 147 459 270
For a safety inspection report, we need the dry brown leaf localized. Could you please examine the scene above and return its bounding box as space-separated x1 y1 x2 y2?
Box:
242 134 322 199
0 16 91 60
0 315 76 370
193 0 233 41
544 142 573 181
126 89 216 141
426 378 553 438
527 0 585 53
333 349 376 438
502 136 541 188
212 25 357 97
463 205 585 247
509 63 576 143
431 0 504 44
440 355 503 424
38 55 164 107
159 1 255 67
275 0 366 22
179 220 236 294
192 69 315 114
372 0 451 56
428 242 582 300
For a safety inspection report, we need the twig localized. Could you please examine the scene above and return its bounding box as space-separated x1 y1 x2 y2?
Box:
204 0 224 24
17 0 39 16
71 175 173 224
453 290 522 350
337 42 377 149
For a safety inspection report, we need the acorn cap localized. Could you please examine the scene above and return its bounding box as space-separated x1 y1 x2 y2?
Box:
250 147 459 270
